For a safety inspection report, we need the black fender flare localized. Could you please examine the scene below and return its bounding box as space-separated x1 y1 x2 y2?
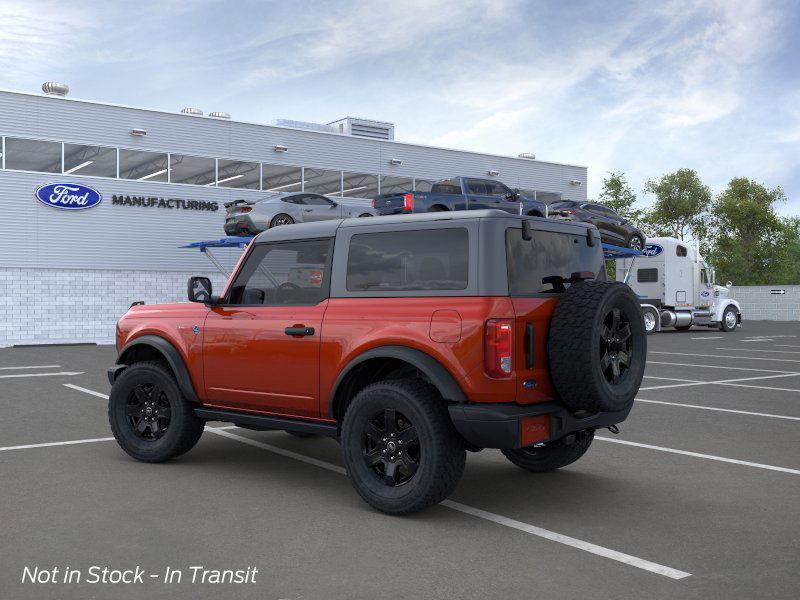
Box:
113 335 200 403
328 345 467 419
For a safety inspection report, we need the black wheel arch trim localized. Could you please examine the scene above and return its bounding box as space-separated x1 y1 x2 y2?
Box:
111 335 200 403
328 345 467 419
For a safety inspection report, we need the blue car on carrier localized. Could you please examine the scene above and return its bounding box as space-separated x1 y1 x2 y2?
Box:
371 176 547 217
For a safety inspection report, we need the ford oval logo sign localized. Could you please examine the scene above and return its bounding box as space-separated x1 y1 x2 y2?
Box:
35 183 102 210
642 243 663 257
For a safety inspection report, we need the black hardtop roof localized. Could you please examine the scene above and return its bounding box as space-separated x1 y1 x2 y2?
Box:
252 209 592 243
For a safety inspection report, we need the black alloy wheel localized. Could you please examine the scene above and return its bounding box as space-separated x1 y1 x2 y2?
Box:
363 408 420 486
126 382 171 440
271 214 294 227
599 307 632 385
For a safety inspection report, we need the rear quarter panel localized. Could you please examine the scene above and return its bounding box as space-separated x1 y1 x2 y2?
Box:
319 297 519 415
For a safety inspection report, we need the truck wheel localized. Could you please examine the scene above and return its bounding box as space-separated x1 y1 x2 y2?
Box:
627 235 644 251
548 281 646 413
108 361 204 463
719 306 738 332
340 380 466 515
502 429 594 472
643 307 658 335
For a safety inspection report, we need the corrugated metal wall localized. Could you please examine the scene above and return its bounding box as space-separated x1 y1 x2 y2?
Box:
0 89 587 272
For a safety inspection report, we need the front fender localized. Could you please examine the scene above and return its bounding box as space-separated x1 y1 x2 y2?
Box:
713 299 741 322
112 334 200 403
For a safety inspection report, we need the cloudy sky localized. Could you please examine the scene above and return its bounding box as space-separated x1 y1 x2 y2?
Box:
2 0 798 213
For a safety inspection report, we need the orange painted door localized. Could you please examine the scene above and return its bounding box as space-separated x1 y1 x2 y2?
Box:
202 302 327 418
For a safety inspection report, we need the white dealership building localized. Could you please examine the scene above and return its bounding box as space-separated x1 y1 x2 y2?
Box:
0 84 588 347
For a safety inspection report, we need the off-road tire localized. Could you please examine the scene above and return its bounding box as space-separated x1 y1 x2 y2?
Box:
627 235 645 251
340 380 465 515
548 281 646 413
719 306 738 332
502 430 595 472
108 361 204 463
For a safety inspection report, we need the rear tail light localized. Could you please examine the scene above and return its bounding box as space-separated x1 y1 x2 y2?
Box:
560 209 577 215
402 193 414 211
371 198 377 208
240 207 252 213
485 319 513 378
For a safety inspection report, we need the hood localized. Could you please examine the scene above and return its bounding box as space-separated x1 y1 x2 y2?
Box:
714 285 730 298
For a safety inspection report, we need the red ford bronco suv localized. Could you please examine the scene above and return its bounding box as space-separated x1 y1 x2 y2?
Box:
108 210 646 514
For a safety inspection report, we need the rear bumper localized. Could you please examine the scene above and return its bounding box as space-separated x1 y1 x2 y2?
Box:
448 401 632 450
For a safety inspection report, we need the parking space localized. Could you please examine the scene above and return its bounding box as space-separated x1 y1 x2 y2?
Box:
2 322 800 599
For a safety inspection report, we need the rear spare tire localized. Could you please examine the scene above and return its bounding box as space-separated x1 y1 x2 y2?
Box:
548 281 646 413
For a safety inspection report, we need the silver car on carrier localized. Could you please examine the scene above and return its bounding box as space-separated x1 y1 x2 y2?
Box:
224 192 377 235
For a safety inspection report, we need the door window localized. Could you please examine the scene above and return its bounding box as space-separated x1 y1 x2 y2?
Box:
303 194 335 206
485 181 513 197
227 239 333 306
465 179 490 195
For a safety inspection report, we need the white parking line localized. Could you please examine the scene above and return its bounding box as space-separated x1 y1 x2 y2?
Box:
207 427 691 579
647 360 798 374
690 336 723 340
0 437 115 452
717 382 800 394
776 344 800 349
651 351 800 364
0 371 84 379
643 375 703 383
0 365 61 370
740 339 774 342
716 348 800 354
63 383 110 399
596 437 800 475
635 398 800 421
639 372 800 391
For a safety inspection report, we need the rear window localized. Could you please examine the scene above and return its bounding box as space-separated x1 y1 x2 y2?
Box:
430 180 462 195
347 229 468 291
506 228 603 295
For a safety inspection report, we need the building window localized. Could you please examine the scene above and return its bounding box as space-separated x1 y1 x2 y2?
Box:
262 163 302 193
63 144 117 177
379 175 413 195
341 172 378 198
414 178 436 192
217 159 260 189
4 138 61 173
304 168 342 196
170 154 216 186
119 149 169 182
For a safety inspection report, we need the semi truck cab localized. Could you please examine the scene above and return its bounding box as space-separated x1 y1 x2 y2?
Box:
616 237 742 333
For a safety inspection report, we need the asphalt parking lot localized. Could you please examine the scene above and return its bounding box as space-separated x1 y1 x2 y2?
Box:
2 321 800 600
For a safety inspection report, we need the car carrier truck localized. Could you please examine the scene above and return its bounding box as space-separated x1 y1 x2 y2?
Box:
615 236 742 334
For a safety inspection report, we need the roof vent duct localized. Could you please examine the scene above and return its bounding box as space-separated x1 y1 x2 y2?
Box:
180 107 204 116
42 82 69 97
269 119 337 134
518 152 536 160
328 117 394 141
209 111 230 119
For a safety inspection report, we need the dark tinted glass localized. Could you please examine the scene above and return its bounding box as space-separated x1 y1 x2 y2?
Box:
677 245 688 257
430 180 461 194
347 229 468 292
304 194 333 206
228 239 332 306
485 181 511 197
637 268 659 283
465 179 489 194
506 228 603 295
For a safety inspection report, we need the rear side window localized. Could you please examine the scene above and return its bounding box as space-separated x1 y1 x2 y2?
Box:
637 268 658 283
347 229 468 291
506 228 603 295
676 245 688 257
430 180 462 194
228 239 332 306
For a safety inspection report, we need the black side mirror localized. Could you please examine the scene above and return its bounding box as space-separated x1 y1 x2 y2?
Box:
329 201 339 208
188 276 214 303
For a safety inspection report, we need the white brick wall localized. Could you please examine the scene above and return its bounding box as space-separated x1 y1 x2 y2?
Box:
0 268 228 347
729 285 800 322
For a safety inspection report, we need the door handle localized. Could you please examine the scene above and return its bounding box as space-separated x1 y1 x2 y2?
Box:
285 326 315 337
303 209 313 212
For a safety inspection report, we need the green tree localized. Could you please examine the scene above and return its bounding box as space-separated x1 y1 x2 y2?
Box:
642 169 711 241
706 177 788 285
599 171 643 226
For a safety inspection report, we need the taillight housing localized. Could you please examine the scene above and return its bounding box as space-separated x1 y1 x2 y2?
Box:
485 319 513 378
240 207 252 213
371 198 377 208
402 193 414 212
560 209 576 215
